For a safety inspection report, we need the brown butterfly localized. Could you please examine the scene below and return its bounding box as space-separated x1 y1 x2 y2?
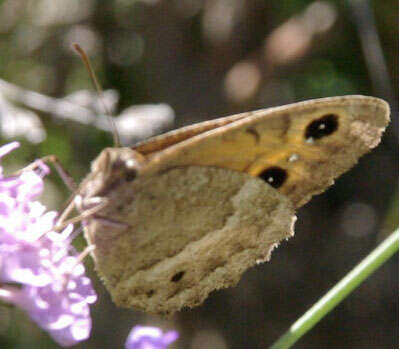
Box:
77 95 389 314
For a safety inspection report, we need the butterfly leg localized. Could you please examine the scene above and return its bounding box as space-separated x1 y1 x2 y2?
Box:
18 156 129 230
15 154 83 227
73 195 130 229
88 214 130 229
16 154 77 192
55 196 110 230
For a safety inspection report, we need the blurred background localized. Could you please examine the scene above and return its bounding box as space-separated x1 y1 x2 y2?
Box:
0 0 399 348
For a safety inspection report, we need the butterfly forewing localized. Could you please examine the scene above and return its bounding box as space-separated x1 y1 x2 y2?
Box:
136 95 389 207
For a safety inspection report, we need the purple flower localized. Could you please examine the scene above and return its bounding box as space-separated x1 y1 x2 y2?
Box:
10 255 97 346
0 142 97 347
0 207 59 286
126 326 179 349
0 148 58 286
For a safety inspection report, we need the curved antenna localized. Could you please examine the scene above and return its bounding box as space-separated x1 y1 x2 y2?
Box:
72 43 120 147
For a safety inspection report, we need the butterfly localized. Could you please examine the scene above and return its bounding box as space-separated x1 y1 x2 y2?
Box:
77 95 389 314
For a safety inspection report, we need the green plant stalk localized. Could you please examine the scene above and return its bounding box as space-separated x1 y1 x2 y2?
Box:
269 227 399 349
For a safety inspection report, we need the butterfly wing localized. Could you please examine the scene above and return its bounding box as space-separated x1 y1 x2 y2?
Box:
133 110 252 154
81 95 389 313
136 95 389 207
86 166 295 314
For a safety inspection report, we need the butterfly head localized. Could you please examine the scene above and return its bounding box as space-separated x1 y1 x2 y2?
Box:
82 147 146 198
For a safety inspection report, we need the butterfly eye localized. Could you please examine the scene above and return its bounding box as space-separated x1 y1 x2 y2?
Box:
258 167 287 188
111 158 125 170
125 169 137 181
305 114 339 140
111 158 138 181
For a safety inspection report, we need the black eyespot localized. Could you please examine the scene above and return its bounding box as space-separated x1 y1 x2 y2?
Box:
258 167 287 188
171 271 185 283
125 169 137 182
305 114 339 140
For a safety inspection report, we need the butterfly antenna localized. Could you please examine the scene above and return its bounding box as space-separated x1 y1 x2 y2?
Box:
72 43 120 147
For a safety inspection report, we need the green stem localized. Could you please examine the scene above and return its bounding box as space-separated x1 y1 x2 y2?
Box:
269 227 399 349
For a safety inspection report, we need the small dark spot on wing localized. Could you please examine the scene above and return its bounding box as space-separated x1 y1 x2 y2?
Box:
171 271 185 282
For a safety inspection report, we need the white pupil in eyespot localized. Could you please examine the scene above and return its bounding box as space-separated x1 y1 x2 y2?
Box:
306 137 314 144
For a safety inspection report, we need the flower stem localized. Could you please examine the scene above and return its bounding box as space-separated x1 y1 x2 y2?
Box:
269 227 399 349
